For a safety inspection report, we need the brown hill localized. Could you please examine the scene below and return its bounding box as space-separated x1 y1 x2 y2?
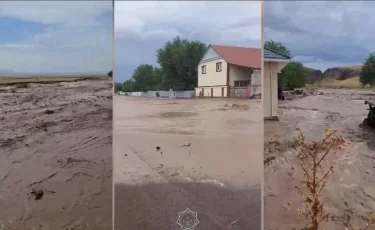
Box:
304 65 362 83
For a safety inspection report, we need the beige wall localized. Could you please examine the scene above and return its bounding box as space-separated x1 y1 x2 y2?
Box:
195 86 227 97
263 61 289 119
251 69 261 86
229 65 251 86
197 59 227 87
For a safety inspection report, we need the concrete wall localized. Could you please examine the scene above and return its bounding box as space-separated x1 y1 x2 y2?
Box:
264 61 288 119
251 69 261 86
124 90 194 98
229 65 251 86
197 58 227 87
195 86 227 97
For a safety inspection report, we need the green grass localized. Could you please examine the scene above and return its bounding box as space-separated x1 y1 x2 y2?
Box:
0 75 110 86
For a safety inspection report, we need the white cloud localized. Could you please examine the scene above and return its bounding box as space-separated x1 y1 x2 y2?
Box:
0 1 111 28
115 1 261 45
264 1 375 70
0 1 112 74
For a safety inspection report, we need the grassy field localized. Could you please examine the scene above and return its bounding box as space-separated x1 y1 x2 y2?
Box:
312 76 370 89
0 75 110 86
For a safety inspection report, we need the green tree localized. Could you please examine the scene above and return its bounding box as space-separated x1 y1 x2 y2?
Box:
131 64 157 91
156 37 206 90
122 79 135 92
114 82 123 93
265 40 306 89
360 52 375 87
279 61 307 90
264 40 291 57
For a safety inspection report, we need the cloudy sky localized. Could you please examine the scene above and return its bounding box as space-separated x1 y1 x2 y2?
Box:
0 1 112 75
115 1 261 82
264 1 375 71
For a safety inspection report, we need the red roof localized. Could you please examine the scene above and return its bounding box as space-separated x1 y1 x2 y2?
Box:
210 45 261 69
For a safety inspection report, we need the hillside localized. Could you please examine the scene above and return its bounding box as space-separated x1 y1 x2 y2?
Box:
304 65 362 84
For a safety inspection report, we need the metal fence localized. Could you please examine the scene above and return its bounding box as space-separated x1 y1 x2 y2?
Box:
229 85 261 99
117 90 194 99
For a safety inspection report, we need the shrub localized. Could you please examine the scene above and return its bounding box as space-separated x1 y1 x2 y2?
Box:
293 128 345 230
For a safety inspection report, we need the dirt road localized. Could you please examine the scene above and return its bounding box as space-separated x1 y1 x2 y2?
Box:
114 96 262 229
265 89 375 230
0 79 112 230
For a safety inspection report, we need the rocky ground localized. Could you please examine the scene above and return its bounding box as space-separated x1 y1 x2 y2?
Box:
114 96 262 230
265 88 375 230
0 79 112 230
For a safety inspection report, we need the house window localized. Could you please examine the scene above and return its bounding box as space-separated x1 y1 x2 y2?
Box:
201 65 206 74
216 62 222 72
234 80 250 87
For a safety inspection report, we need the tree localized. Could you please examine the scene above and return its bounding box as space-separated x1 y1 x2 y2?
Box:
131 64 157 91
122 79 135 92
157 36 206 90
279 61 307 90
265 40 306 89
264 40 291 57
114 82 122 93
360 52 375 87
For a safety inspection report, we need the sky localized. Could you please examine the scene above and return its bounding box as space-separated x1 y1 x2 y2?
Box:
264 1 375 71
0 1 112 75
115 1 261 82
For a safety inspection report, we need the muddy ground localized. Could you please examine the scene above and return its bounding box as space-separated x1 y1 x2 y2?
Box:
114 96 262 230
265 88 375 230
0 79 112 230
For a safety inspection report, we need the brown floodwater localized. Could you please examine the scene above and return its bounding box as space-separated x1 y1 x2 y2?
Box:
114 96 263 229
0 79 112 230
265 89 375 230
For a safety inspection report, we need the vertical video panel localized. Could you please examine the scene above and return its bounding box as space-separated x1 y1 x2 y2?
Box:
264 1 375 230
0 1 113 229
114 1 262 229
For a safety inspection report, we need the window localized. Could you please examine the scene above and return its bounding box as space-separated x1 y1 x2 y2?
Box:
201 65 206 74
216 62 222 72
234 80 250 87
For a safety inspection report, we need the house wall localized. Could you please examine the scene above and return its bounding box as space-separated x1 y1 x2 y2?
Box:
229 65 251 86
200 46 222 62
251 69 261 86
197 58 227 87
195 86 227 97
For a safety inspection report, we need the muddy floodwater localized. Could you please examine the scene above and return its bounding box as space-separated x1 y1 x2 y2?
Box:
265 89 375 230
0 79 112 230
114 96 262 229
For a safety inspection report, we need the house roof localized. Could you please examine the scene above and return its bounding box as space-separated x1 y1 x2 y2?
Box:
210 45 261 69
264 47 291 60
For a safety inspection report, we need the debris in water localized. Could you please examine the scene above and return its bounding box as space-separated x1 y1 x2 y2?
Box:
230 219 240 228
160 152 163 154
156 146 161 151
44 109 55 114
181 143 191 147
29 189 44 200
29 189 56 200
125 154 128 156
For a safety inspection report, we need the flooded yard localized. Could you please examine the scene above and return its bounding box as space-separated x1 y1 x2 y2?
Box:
114 96 262 229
